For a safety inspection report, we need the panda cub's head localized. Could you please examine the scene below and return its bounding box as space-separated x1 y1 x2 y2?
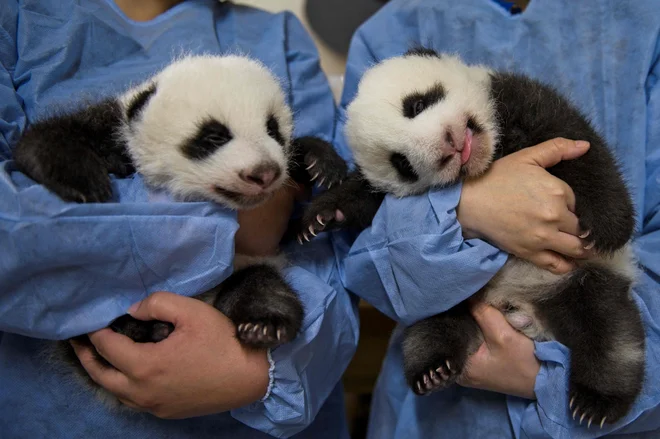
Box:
345 49 499 197
120 55 293 210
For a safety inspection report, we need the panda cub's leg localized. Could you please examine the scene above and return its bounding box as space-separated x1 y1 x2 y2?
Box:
534 265 645 426
211 264 304 349
402 302 482 395
299 171 385 241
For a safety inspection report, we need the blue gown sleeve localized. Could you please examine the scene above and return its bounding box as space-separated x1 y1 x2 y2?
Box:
520 43 660 439
230 13 359 438
0 5 236 341
334 23 508 326
0 0 23 161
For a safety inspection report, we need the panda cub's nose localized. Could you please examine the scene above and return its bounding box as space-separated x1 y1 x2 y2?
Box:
240 162 281 190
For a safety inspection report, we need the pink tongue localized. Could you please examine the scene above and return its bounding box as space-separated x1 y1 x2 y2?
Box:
461 128 473 164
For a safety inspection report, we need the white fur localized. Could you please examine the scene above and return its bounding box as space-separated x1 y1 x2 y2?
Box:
345 54 499 197
118 55 294 210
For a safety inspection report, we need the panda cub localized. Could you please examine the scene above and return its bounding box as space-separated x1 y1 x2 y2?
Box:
299 48 643 427
14 54 347 407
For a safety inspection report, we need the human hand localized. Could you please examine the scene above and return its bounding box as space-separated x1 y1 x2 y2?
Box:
71 292 269 419
235 180 306 257
457 138 592 274
457 301 540 400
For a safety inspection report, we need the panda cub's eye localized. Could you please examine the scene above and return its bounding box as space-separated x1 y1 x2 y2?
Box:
402 83 446 119
266 115 285 146
182 119 233 160
390 152 419 182
412 100 426 117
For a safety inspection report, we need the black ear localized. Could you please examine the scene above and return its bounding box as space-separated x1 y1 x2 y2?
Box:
404 47 441 58
126 84 156 121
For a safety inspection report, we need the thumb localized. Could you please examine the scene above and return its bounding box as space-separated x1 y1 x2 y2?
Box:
519 138 590 169
127 291 192 325
469 301 516 346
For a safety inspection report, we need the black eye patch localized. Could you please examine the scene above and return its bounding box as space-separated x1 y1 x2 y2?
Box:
182 119 233 160
402 83 446 119
390 152 419 182
466 116 484 134
126 84 156 122
266 115 285 146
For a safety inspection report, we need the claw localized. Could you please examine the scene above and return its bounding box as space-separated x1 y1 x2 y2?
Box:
600 417 606 429
252 324 259 333
245 323 253 331
327 182 333 189
318 177 325 187
446 360 452 372
423 374 430 386
304 233 310 242
573 407 579 420
588 416 594 429
584 241 596 250
316 215 325 226
308 225 317 237
305 160 317 170
569 396 575 410
580 412 586 425
310 172 319 181
238 324 245 332
277 328 282 341
579 230 591 239
297 234 303 245
263 326 268 336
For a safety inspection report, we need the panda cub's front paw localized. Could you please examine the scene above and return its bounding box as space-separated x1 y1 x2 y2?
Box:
110 315 174 343
298 188 347 243
294 136 348 189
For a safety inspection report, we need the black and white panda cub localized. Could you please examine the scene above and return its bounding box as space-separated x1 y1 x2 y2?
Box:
14 55 347 406
299 48 643 427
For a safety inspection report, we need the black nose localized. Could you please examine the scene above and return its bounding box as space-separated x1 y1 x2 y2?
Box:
239 162 281 189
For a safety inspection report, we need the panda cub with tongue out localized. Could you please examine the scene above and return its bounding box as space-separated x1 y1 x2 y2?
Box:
299 48 643 428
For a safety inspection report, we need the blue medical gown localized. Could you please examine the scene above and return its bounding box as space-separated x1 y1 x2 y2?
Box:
0 1 358 438
331 0 660 437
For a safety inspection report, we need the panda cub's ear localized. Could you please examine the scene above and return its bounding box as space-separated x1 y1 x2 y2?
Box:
126 84 157 121
404 47 441 58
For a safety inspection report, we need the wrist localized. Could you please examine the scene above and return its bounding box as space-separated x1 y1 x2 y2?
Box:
456 178 482 240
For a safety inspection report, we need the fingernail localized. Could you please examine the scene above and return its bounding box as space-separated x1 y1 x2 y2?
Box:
575 141 589 148
127 302 140 315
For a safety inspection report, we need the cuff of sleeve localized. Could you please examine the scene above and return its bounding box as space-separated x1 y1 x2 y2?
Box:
260 349 276 402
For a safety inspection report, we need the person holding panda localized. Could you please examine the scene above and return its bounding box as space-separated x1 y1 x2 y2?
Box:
330 0 660 438
0 1 360 438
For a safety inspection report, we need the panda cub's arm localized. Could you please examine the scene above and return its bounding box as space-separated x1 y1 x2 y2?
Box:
13 100 133 203
299 170 384 242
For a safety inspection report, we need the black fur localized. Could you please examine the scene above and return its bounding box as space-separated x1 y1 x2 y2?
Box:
266 115 285 146
390 152 419 182
182 119 233 160
300 54 643 425
288 136 348 187
404 47 442 58
13 100 133 203
402 83 446 119
489 72 635 252
126 85 156 122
